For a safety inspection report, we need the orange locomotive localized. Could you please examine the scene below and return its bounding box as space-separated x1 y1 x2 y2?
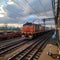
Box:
22 22 44 39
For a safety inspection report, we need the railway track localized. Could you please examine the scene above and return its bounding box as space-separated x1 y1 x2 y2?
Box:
0 38 24 49
0 31 54 60
8 31 53 60
0 37 24 47
0 38 42 60
0 33 46 56
0 39 28 56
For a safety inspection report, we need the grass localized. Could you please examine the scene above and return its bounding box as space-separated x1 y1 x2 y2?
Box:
0 30 20 33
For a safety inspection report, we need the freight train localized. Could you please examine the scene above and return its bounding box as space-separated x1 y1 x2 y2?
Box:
0 31 21 40
22 22 44 39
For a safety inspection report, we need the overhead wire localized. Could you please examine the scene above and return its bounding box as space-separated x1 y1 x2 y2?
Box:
8 0 33 17
24 0 43 23
24 0 39 14
51 0 58 25
13 0 27 9
36 0 48 23
14 0 36 15
4 0 24 17
22 0 40 23
38 0 47 12
51 0 55 17
38 0 55 26
4 0 55 21
39 0 55 18
51 0 58 16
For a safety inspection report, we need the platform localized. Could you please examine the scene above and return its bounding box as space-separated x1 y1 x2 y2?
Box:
38 43 58 60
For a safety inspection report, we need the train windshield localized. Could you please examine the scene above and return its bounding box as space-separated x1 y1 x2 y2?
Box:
23 23 33 26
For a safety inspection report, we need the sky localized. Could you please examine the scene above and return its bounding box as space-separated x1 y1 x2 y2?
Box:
0 0 57 27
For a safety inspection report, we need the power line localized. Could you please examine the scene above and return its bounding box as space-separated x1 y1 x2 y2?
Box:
4 0 24 17
24 0 39 14
37 0 48 15
51 0 55 17
13 0 27 9
38 0 50 17
38 0 47 11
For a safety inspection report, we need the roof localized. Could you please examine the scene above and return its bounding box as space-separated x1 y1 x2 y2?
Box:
23 22 41 26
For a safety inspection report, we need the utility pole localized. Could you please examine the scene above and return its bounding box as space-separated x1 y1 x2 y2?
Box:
56 0 60 58
47 0 60 58
43 19 45 30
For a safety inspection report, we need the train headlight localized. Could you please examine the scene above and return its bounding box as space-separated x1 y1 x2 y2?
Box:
29 35 33 38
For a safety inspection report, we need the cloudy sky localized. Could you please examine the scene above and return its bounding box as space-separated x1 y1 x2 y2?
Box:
0 0 57 27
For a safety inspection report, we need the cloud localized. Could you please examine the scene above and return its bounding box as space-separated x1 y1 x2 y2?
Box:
0 17 26 24
24 0 53 15
6 4 24 18
0 0 56 24
38 10 54 18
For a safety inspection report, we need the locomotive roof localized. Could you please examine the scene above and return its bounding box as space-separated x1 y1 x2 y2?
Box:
23 22 41 26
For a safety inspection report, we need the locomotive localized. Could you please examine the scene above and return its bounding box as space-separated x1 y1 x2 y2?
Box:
22 22 44 39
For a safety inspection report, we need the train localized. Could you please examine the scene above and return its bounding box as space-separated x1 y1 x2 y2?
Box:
22 22 44 39
0 31 21 40
0 27 21 40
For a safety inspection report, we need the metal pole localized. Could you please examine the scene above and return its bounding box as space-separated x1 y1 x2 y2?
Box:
43 19 45 30
55 0 60 58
